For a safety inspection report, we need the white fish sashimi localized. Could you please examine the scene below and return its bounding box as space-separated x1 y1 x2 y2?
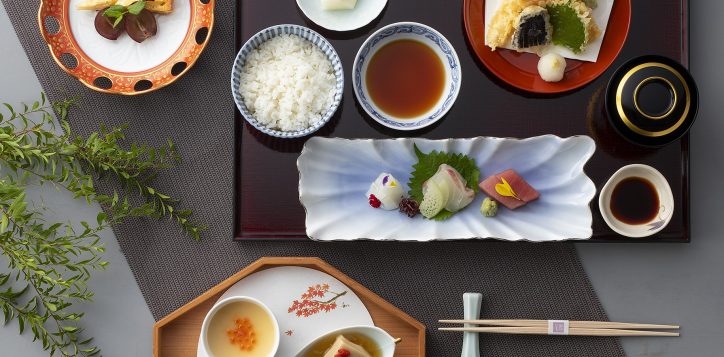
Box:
422 164 475 212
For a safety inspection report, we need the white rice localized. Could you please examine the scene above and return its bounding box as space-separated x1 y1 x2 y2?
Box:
239 35 336 132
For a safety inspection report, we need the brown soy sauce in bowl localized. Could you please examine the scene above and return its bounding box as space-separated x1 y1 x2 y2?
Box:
365 39 446 119
610 177 659 225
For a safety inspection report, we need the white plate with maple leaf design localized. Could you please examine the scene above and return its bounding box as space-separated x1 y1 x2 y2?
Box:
196 266 373 357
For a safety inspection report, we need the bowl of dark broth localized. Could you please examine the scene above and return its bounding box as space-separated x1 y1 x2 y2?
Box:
599 164 674 238
353 22 462 131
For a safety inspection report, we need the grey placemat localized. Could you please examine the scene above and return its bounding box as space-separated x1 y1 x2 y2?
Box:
4 2 624 356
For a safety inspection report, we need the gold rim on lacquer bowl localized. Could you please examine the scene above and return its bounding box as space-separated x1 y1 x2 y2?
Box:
38 0 215 95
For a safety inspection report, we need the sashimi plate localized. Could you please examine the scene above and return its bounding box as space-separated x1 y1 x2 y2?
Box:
298 135 596 242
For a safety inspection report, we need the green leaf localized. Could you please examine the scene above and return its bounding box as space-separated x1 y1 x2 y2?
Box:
103 5 126 16
127 1 146 15
547 4 587 53
18 316 24 334
3 103 15 115
113 15 124 28
45 301 57 312
0 214 8 233
407 144 480 221
96 212 107 226
2 305 11 324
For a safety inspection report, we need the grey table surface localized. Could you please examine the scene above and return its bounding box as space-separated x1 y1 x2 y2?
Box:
1 1 723 356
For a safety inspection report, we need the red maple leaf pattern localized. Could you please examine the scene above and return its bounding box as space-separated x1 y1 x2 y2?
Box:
288 283 347 318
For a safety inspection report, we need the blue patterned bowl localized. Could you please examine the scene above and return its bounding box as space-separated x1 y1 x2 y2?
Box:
231 24 344 138
352 22 462 131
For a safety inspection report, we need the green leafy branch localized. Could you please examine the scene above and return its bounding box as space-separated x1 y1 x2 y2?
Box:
0 94 204 356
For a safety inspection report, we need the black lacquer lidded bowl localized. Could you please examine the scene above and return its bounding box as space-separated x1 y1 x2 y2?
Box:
606 55 698 147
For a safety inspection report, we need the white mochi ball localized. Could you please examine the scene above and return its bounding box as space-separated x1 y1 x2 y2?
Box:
537 53 567 82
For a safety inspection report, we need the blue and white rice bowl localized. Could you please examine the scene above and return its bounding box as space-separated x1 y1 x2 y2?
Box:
231 24 344 138
353 22 462 131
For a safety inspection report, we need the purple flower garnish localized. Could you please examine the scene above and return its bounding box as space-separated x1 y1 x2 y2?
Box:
382 175 389 185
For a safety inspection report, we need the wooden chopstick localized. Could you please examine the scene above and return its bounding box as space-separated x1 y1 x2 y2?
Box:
438 326 679 337
438 319 679 330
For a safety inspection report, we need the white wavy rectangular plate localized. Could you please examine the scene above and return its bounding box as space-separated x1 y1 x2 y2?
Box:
298 135 597 242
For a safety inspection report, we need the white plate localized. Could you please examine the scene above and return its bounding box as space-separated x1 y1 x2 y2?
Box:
196 266 373 357
68 0 191 73
298 135 597 242
296 0 388 32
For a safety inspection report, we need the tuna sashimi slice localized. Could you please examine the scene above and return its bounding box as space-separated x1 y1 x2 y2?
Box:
479 169 540 210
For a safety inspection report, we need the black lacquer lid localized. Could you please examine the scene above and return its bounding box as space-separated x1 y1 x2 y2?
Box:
605 55 698 147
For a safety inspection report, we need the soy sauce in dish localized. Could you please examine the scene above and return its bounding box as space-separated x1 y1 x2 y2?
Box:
366 39 445 119
610 177 659 225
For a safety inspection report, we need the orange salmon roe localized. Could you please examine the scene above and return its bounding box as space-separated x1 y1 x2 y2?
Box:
226 317 257 352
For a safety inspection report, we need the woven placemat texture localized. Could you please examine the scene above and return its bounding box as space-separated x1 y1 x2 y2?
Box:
3 1 624 356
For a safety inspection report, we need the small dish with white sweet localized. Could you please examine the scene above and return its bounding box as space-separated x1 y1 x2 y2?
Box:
296 0 388 32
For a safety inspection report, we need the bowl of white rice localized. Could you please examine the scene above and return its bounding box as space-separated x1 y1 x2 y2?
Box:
231 24 344 138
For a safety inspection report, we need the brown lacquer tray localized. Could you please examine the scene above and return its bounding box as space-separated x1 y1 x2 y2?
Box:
153 257 425 356
234 0 690 242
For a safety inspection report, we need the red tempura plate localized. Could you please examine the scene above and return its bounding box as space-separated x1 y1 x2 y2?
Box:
463 0 631 94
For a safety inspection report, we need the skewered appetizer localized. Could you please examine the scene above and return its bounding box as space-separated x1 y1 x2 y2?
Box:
76 0 173 42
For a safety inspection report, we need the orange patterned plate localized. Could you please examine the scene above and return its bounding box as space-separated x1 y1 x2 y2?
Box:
38 0 214 95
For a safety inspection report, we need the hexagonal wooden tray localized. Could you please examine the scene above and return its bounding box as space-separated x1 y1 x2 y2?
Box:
153 257 426 356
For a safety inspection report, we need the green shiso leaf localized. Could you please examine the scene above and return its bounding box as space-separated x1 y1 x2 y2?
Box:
547 4 587 53
127 1 147 15
408 144 480 221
